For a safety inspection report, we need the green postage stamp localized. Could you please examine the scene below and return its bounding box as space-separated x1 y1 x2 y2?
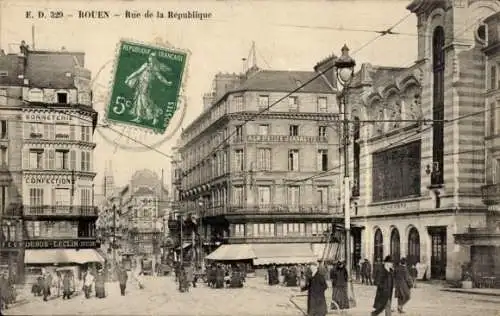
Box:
106 40 188 134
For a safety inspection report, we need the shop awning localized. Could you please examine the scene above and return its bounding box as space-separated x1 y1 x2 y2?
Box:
24 249 105 265
205 244 256 261
252 243 317 266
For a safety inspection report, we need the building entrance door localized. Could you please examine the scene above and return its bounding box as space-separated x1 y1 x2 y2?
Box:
428 226 447 280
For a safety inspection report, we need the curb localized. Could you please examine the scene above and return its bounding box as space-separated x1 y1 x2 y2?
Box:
440 288 500 297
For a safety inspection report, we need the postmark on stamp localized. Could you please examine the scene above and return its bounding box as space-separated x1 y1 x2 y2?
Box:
105 39 188 134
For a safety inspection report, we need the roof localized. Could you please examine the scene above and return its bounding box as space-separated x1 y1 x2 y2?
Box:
25 50 85 89
233 70 331 95
0 54 25 86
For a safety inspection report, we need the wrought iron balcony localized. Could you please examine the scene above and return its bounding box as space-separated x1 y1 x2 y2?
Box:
23 205 99 217
481 183 500 205
203 204 341 217
245 134 328 144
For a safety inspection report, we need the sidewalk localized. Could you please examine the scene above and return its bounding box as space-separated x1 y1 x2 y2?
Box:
440 287 500 297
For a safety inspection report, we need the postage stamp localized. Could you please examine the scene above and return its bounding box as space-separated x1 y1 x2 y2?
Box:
105 39 188 134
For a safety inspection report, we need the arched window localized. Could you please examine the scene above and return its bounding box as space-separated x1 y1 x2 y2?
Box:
353 117 360 197
432 26 445 185
390 228 401 263
407 227 421 266
373 228 384 262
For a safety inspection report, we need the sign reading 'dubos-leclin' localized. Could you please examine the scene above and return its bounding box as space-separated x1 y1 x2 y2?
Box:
1 239 98 249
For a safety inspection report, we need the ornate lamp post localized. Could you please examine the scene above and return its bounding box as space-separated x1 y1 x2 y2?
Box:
334 44 356 293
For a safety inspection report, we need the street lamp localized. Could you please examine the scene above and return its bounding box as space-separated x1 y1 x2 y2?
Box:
334 44 356 302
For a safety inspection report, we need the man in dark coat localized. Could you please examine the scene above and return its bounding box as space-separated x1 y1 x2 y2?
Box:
42 272 52 302
0 272 9 310
373 258 383 286
394 258 412 313
300 262 327 316
117 267 128 296
330 261 349 310
362 259 373 285
62 272 73 300
215 265 224 289
371 256 394 316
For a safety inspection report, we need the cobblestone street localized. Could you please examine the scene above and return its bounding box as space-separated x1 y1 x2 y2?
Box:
5 276 500 315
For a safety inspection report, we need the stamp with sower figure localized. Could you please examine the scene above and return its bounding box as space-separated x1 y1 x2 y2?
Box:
105 40 188 134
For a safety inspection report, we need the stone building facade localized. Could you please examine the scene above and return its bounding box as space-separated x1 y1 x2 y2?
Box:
346 0 500 281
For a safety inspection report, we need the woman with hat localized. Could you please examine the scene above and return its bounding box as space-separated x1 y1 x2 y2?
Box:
95 269 106 299
371 256 395 316
330 261 349 310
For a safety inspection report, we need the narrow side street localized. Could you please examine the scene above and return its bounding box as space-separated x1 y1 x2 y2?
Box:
6 276 500 316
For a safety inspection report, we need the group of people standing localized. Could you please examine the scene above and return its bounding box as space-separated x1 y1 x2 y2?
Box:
205 263 245 289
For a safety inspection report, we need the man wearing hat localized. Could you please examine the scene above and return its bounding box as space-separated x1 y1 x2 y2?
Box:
300 261 328 316
371 256 395 316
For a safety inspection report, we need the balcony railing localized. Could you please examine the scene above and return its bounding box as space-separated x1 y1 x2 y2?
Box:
23 205 99 217
245 134 328 143
481 183 500 205
203 204 341 217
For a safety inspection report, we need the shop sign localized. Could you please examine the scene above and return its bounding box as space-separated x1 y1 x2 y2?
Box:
25 175 73 185
1 241 23 249
380 201 419 212
24 239 97 249
24 113 71 121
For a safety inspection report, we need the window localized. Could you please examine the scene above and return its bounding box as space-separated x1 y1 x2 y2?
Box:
258 95 269 109
29 150 43 169
258 124 269 135
353 117 361 197
0 89 6 105
283 223 305 236
0 147 6 166
490 65 497 90
289 125 299 136
372 141 421 202
233 149 244 171
233 186 243 205
54 188 70 206
30 123 42 138
235 125 243 141
317 186 328 205
288 149 299 171
317 149 328 171
81 151 91 171
234 224 245 237
373 228 384 262
318 126 327 138
55 150 69 169
57 92 68 104
29 188 44 206
257 148 271 170
287 186 300 206
70 150 76 170
81 126 91 142
55 124 70 139
432 26 445 185
257 186 271 206
233 96 243 112
491 101 498 136
288 96 299 111
80 188 92 206
253 223 274 237
318 97 327 112
0 120 7 138
0 186 7 215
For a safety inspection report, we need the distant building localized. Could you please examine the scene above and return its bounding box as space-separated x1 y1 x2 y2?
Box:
172 58 347 264
0 41 100 282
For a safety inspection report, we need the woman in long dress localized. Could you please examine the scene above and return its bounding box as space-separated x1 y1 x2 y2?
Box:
124 52 173 124
95 270 106 299
330 261 349 310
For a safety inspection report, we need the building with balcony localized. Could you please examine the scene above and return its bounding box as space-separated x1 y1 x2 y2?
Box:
172 59 349 265
342 0 500 282
0 41 102 281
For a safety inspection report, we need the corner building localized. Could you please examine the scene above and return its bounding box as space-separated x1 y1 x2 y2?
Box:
174 64 352 265
0 43 102 281
347 0 500 281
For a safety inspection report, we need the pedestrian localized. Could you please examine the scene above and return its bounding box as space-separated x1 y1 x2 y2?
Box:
186 265 194 289
62 271 73 300
54 271 62 297
0 272 9 311
373 258 383 286
394 258 412 313
95 269 106 299
300 262 328 316
409 264 418 288
42 272 52 302
135 270 145 290
82 270 94 299
362 259 373 285
330 261 349 310
117 267 128 296
371 256 395 316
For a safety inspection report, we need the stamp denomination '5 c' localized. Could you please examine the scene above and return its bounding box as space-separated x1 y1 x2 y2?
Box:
106 40 188 134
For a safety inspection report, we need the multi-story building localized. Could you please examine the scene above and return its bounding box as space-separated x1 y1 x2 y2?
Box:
344 0 500 281
173 62 348 264
0 42 101 281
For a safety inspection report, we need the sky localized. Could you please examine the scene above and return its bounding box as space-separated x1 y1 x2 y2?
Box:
0 0 418 194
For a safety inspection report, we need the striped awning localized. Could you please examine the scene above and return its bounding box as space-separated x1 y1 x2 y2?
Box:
205 244 256 261
252 243 317 266
24 249 105 265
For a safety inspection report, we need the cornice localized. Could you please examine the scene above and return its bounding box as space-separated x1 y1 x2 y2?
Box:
22 138 97 149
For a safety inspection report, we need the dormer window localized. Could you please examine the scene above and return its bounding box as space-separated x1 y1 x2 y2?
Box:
57 92 68 104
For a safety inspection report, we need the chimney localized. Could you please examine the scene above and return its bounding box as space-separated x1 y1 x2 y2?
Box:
314 54 338 90
203 93 214 110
